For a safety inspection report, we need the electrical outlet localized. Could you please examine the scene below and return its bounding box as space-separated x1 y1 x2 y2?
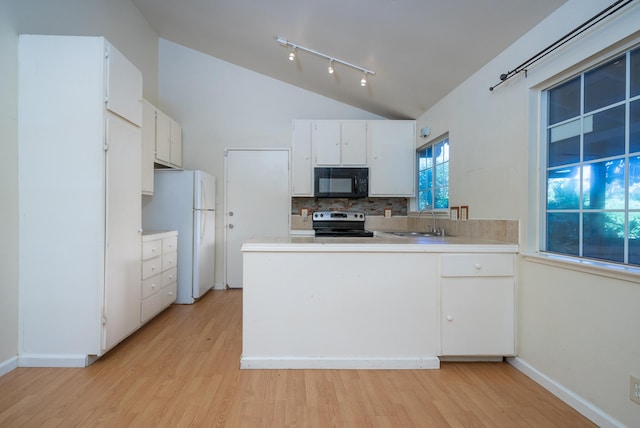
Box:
300 208 309 221
631 375 640 405
384 208 392 218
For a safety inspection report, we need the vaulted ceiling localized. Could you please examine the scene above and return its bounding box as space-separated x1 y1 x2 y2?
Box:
131 0 568 119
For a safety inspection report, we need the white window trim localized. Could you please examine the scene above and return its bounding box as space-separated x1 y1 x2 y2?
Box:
529 38 640 279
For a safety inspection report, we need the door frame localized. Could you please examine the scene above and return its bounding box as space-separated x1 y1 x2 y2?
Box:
223 148 291 288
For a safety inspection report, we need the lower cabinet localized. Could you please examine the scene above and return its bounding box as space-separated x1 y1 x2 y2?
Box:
141 231 178 323
439 253 515 356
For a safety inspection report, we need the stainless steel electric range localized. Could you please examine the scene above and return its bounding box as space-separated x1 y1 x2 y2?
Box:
312 211 374 237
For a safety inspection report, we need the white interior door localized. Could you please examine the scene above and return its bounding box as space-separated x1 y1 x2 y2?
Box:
225 149 290 288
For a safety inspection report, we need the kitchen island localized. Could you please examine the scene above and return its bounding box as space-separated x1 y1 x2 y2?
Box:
241 233 518 369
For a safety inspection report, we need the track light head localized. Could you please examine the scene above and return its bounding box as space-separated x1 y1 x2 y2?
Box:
328 59 334 74
360 73 367 87
288 48 296 61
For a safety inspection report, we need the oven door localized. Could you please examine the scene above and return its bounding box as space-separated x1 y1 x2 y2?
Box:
314 167 368 198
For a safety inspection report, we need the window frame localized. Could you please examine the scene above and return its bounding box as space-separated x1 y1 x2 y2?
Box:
539 44 640 268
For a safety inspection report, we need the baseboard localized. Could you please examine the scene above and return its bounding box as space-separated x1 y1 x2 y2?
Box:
0 356 18 377
240 356 441 370
508 357 624 428
18 354 89 368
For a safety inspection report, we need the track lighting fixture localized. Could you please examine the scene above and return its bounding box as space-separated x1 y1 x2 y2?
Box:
275 36 375 87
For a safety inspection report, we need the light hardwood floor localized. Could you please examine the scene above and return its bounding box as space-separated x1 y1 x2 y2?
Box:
0 289 596 427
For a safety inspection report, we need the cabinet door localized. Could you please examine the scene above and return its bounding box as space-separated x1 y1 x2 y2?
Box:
141 100 155 194
291 120 313 196
106 43 142 126
340 121 367 165
155 109 171 164
170 118 182 167
103 114 142 352
368 121 416 196
440 277 515 356
313 121 341 165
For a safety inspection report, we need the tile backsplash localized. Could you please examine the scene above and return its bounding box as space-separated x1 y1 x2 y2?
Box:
291 197 518 244
292 197 408 216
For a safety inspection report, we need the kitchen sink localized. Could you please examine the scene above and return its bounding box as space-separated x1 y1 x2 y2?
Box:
389 231 439 237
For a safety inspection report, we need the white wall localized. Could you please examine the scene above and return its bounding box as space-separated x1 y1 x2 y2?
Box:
158 38 383 287
0 0 158 372
417 0 640 425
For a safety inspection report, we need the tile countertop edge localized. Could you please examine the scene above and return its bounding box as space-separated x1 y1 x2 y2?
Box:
241 234 519 254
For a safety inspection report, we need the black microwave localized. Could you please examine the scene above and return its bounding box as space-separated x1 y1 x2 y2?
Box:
314 167 369 198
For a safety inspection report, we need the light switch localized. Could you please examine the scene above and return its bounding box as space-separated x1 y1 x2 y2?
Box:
301 208 309 221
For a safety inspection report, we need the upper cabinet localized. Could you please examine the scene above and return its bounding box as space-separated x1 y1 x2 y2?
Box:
291 120 313 196
368 120 416 197
105 46 142 127
141 99 156 195
291 119 416 197
313 120 367 166
141 102 183 194
155 108 182 168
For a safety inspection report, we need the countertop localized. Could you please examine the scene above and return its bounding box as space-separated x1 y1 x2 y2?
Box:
242 231 519 253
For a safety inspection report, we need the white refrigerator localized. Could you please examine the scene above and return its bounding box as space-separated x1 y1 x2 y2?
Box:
142 170 216 304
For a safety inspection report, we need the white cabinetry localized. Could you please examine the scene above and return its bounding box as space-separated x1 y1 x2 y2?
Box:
439 253 515 356
155 108 182 168
141 99 156 195
141 231 178 323
313 120 367 166
368 120 416 196
18 35 142 366
291 120 313 196
141 101 183 194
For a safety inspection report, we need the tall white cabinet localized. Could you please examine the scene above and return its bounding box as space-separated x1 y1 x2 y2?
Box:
18 35 143 367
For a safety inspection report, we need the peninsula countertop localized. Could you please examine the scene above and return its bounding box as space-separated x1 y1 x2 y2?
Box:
241 231 519 253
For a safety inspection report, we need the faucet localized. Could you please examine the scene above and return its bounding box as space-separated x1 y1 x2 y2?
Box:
417 207 437 235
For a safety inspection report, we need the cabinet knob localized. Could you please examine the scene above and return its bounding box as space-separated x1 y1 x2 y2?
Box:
446 315 453 322
151 284 157 289
474 263 482 270
169 292 173 296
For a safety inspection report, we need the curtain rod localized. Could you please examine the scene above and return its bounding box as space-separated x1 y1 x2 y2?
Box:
489 0 635 92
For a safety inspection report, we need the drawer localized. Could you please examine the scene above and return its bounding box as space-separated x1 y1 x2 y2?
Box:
142 257 162 279
162 251 177 270
162 267 177 286
163 235 178 254
141 292 162 323
441 253 514 277
142 239 162 260
162 281 177 307
141 274 161 299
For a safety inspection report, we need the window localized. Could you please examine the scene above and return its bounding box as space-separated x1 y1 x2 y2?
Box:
417 137 449 210
543 46 640 266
